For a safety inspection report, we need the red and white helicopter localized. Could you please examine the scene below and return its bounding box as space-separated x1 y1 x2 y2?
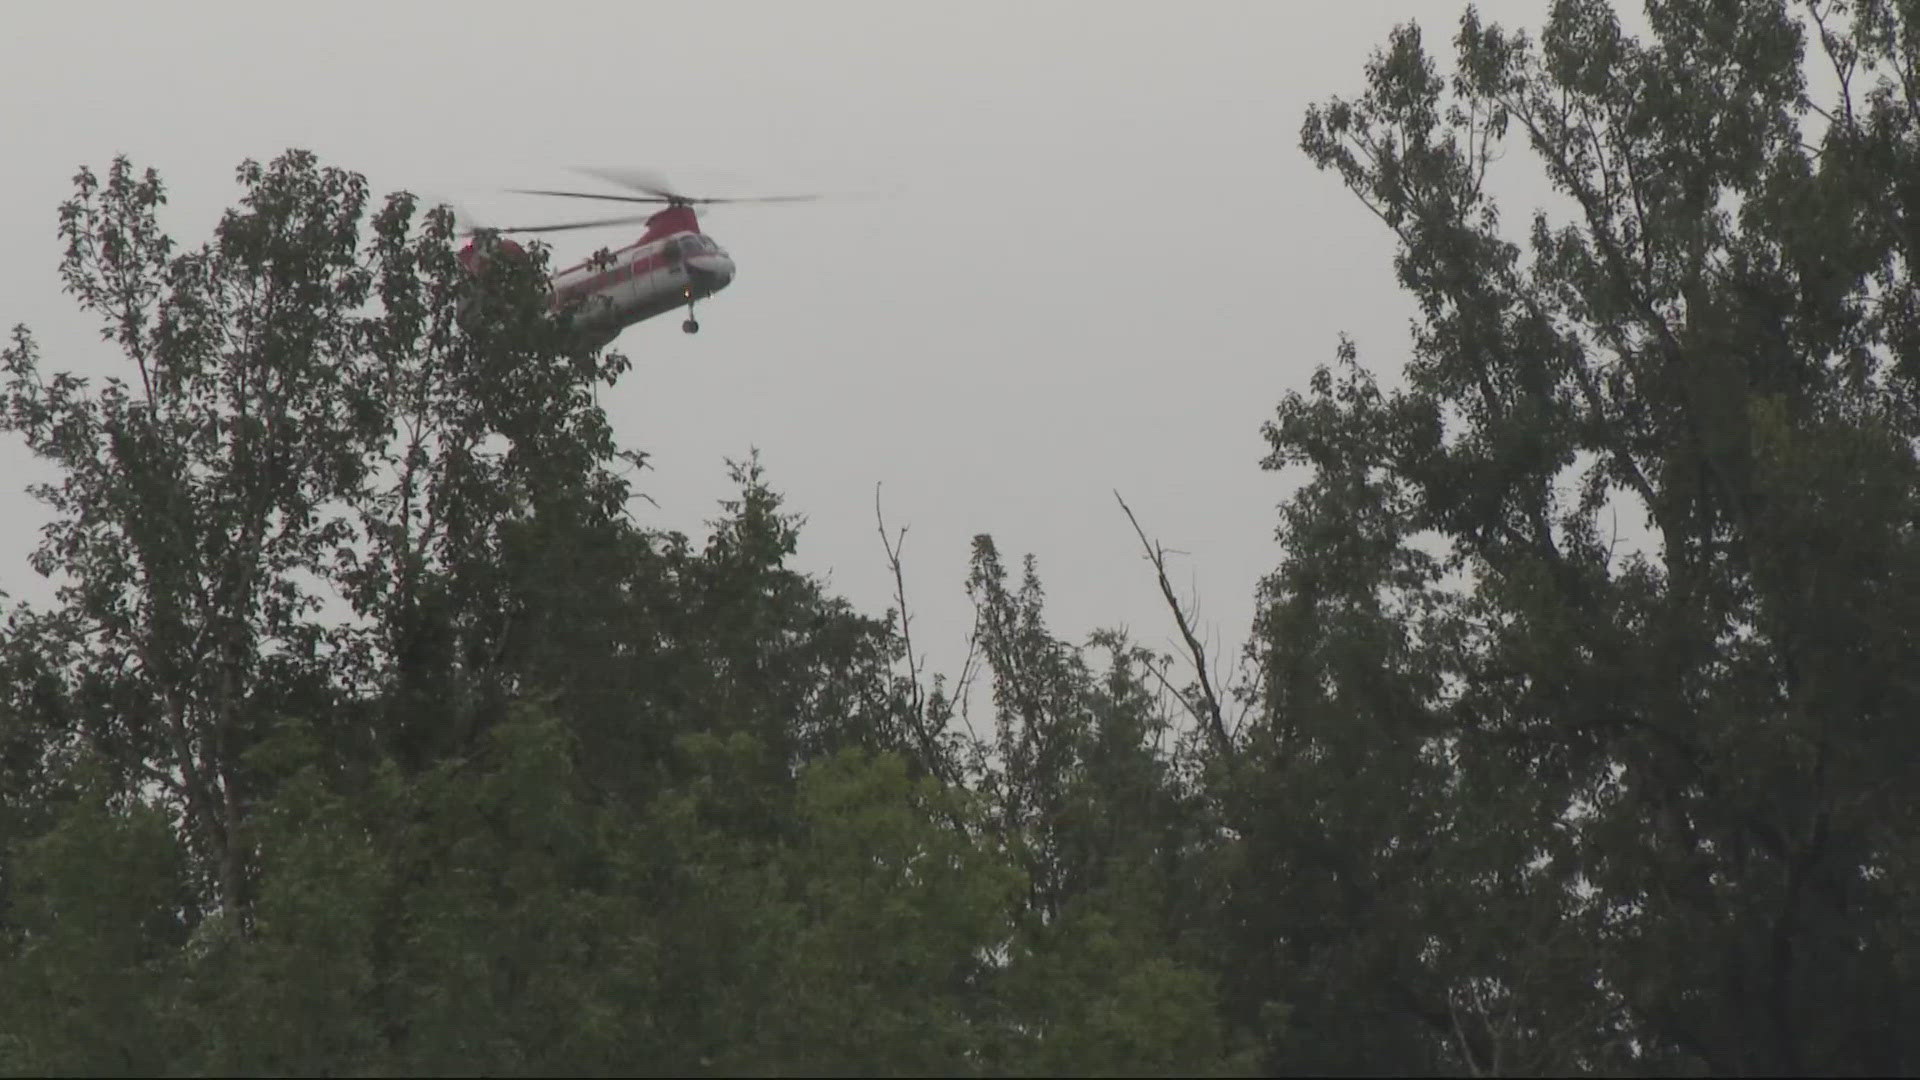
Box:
458 168 818 343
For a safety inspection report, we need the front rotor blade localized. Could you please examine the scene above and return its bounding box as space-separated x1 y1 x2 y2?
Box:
570 166 684 201
483 213 660 236
505 187 669 205
571 167 825 204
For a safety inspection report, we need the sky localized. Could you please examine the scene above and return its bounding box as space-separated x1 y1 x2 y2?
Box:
0 0 1562 686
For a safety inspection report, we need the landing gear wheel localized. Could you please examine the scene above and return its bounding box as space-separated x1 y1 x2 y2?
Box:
682 318 700 334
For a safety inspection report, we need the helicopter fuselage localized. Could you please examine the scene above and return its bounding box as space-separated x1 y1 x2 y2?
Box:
461 205 735 344
551 207 735 345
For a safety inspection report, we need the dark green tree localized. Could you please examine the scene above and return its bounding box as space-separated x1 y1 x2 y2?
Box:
0 769 191 1075
1233 0 1920 1072
959 536 1249 1075
0 151 634 922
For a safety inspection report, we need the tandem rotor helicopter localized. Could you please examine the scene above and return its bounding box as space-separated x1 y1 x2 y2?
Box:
457 167 821 344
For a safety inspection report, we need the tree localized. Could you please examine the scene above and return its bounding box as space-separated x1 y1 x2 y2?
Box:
740 748 1023 1075
25 9 1920 1066
0 768 191 1075
958 536 1249 1075
0 151 634 921
0 152 977 1069
1237 0 1920 1072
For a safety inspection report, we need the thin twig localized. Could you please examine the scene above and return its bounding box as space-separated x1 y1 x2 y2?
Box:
1113 491 1233 756
875 483 954 783
952 608 985 747
874 484 924 715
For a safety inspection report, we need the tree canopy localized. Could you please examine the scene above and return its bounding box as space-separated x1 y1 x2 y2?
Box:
4 2 1920 1075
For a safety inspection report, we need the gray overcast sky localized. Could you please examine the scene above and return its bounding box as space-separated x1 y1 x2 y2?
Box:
1 1 1556 679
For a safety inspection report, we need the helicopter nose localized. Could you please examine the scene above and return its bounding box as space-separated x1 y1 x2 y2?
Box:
688 253 735 293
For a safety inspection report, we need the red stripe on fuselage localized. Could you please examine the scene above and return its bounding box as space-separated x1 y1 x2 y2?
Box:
552 248 669 306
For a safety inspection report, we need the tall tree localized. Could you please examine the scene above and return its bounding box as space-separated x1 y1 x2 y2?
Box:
959 536 1248 1075
0 151 633 920
1239 0 1920 1072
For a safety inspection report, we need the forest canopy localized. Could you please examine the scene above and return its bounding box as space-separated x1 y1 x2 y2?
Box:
4 1 1920 1075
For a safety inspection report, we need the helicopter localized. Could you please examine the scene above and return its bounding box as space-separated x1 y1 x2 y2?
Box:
457 168 818 343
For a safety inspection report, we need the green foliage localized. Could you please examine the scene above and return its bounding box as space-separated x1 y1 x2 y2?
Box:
1257 0 1920 1072
10 4 1920 1071
0 150 637 922
961 539 1247 1076
0 772 190 1074
187 722 393 1074
733 749 1020 1074
999 911 1249 1078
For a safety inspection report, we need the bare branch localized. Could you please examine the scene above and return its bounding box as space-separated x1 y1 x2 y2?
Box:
1113 490 1233 757
875 483 956 783
1451 989 1489 1078
952 606 986 748
874 483 923 712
